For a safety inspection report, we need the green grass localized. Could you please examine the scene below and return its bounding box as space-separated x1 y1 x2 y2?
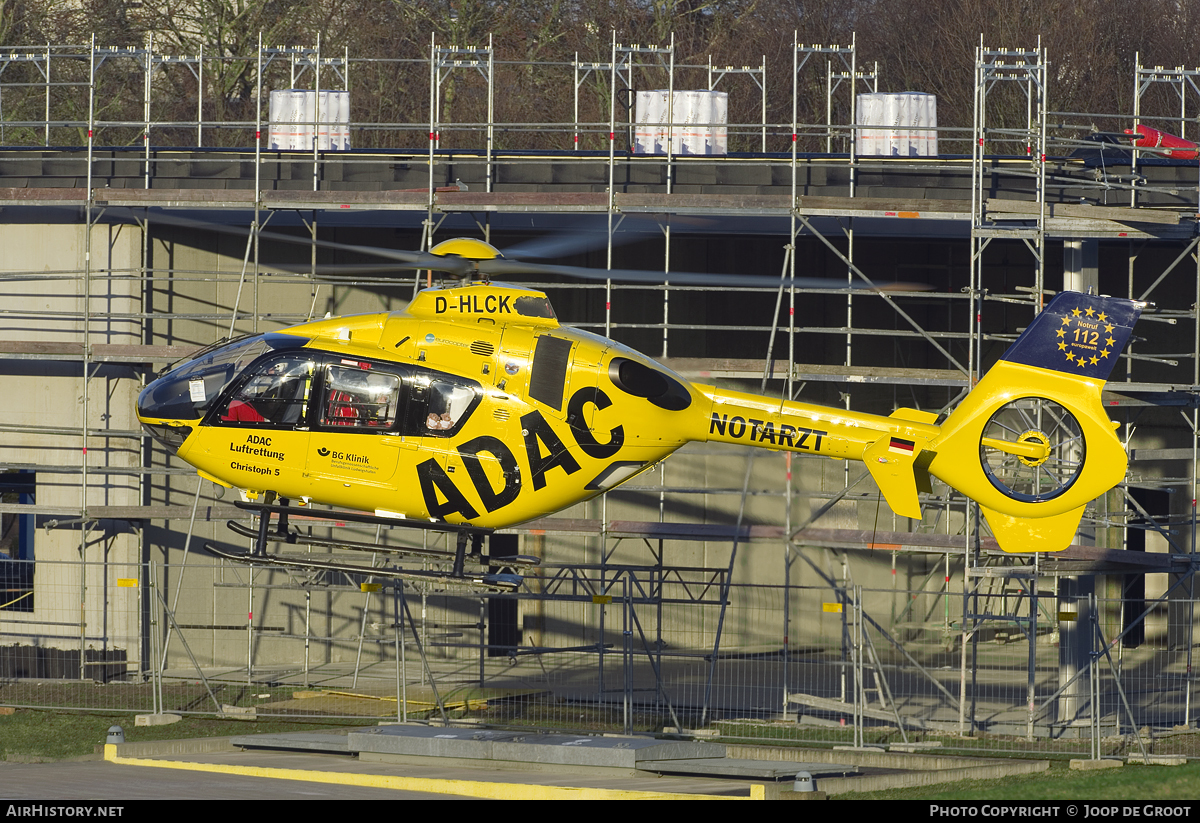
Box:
0 708 367 762
712 720 1200 760
0 679 336 714
840 760 1200 800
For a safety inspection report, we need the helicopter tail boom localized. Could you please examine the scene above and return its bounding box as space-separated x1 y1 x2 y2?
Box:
695 387 941 520
695 291 1141 552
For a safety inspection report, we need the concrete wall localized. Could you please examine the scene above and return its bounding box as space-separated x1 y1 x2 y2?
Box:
0 221 143 664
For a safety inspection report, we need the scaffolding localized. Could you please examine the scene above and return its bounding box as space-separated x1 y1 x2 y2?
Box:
0 33 1197 750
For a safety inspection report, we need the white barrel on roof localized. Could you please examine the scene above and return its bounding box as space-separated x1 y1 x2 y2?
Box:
634 89 669 154
269 89 309 150
634 90 728 156
333 90 351 150
268 89 351 151
855 92 937 157
681 90 706 155
709 90 728 155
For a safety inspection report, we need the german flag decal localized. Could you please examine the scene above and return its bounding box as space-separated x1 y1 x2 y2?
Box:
889 437 915 455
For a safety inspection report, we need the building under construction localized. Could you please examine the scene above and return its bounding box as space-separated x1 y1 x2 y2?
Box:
0 34 1198 754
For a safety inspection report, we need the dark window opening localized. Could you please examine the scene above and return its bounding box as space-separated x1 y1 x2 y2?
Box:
0 471 34 613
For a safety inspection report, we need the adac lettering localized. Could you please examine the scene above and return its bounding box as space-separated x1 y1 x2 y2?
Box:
417 459 480 521
708 412 826 451
434 294 512 315
458 435 521 513
417 386 622 520
567 387 624 459
229 433 285 461
521 410 582 491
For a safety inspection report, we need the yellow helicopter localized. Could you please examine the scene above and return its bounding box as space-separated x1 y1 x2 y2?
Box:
136 236 1144 590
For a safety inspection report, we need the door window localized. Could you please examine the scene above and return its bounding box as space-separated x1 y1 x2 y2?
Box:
320 364 403 429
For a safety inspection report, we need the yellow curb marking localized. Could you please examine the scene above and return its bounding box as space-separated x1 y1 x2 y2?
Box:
105 745 761 800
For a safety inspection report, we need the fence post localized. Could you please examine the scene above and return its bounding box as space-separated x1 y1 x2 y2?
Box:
624 574 633 736
150 559 161 715
395 583 407 723
1090 590 1100 760
853 584 864 748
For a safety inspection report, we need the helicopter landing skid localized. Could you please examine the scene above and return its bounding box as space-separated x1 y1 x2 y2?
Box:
202 542 522 592
229 499 532 590
223 520 540 570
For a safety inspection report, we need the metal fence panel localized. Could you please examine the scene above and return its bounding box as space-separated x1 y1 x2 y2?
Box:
1 557 1195 759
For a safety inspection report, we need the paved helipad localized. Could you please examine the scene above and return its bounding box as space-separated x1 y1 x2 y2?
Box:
3 724 1056 801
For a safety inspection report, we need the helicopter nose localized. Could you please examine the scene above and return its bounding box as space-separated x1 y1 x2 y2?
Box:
137 373 206 422
140 422 192 455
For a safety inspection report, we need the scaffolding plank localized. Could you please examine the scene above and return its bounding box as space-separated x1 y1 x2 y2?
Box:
606 521 783 541
263 189 427 210
791 363 967 386
786 691 929 728
3 502 1183 572
93 343 196 363
790 527 1180 571
662 357 791 380
1129 447 1197 461
1102 386 1200 407
661 357 968 385
616 193 792 215
0 341 83 356
95 188 256 208
797 196 974 222
1042 218 1193 240
0 186 87 205
0 341 197 363
437 191 609 212
986 198 1183 225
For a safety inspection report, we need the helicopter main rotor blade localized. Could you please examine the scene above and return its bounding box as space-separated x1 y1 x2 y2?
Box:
107 209 477 277
476 257 925 291
267 262 422 277
499 216 673 260
108 208 928 291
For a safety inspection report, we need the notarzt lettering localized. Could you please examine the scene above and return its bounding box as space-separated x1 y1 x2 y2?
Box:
709 412 826 451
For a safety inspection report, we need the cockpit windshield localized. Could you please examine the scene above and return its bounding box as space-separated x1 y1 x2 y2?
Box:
138 335 270 421
514 295 556 319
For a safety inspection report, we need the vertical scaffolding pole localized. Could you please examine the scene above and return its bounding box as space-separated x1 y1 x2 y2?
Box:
78 34 97 680
707 55 767 152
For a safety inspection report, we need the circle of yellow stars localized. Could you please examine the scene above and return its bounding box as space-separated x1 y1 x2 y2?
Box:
1055 306 1116 369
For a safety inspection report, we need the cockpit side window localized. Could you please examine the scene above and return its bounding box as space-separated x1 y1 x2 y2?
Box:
319 363 403 430
215 355 315 427
400 371 481 437
427 380 475 430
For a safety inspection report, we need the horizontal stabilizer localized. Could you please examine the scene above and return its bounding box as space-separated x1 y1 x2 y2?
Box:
863 433 924 519
889 407 940 425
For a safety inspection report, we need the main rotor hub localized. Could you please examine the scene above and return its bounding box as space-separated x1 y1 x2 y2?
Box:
429 237 504 261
